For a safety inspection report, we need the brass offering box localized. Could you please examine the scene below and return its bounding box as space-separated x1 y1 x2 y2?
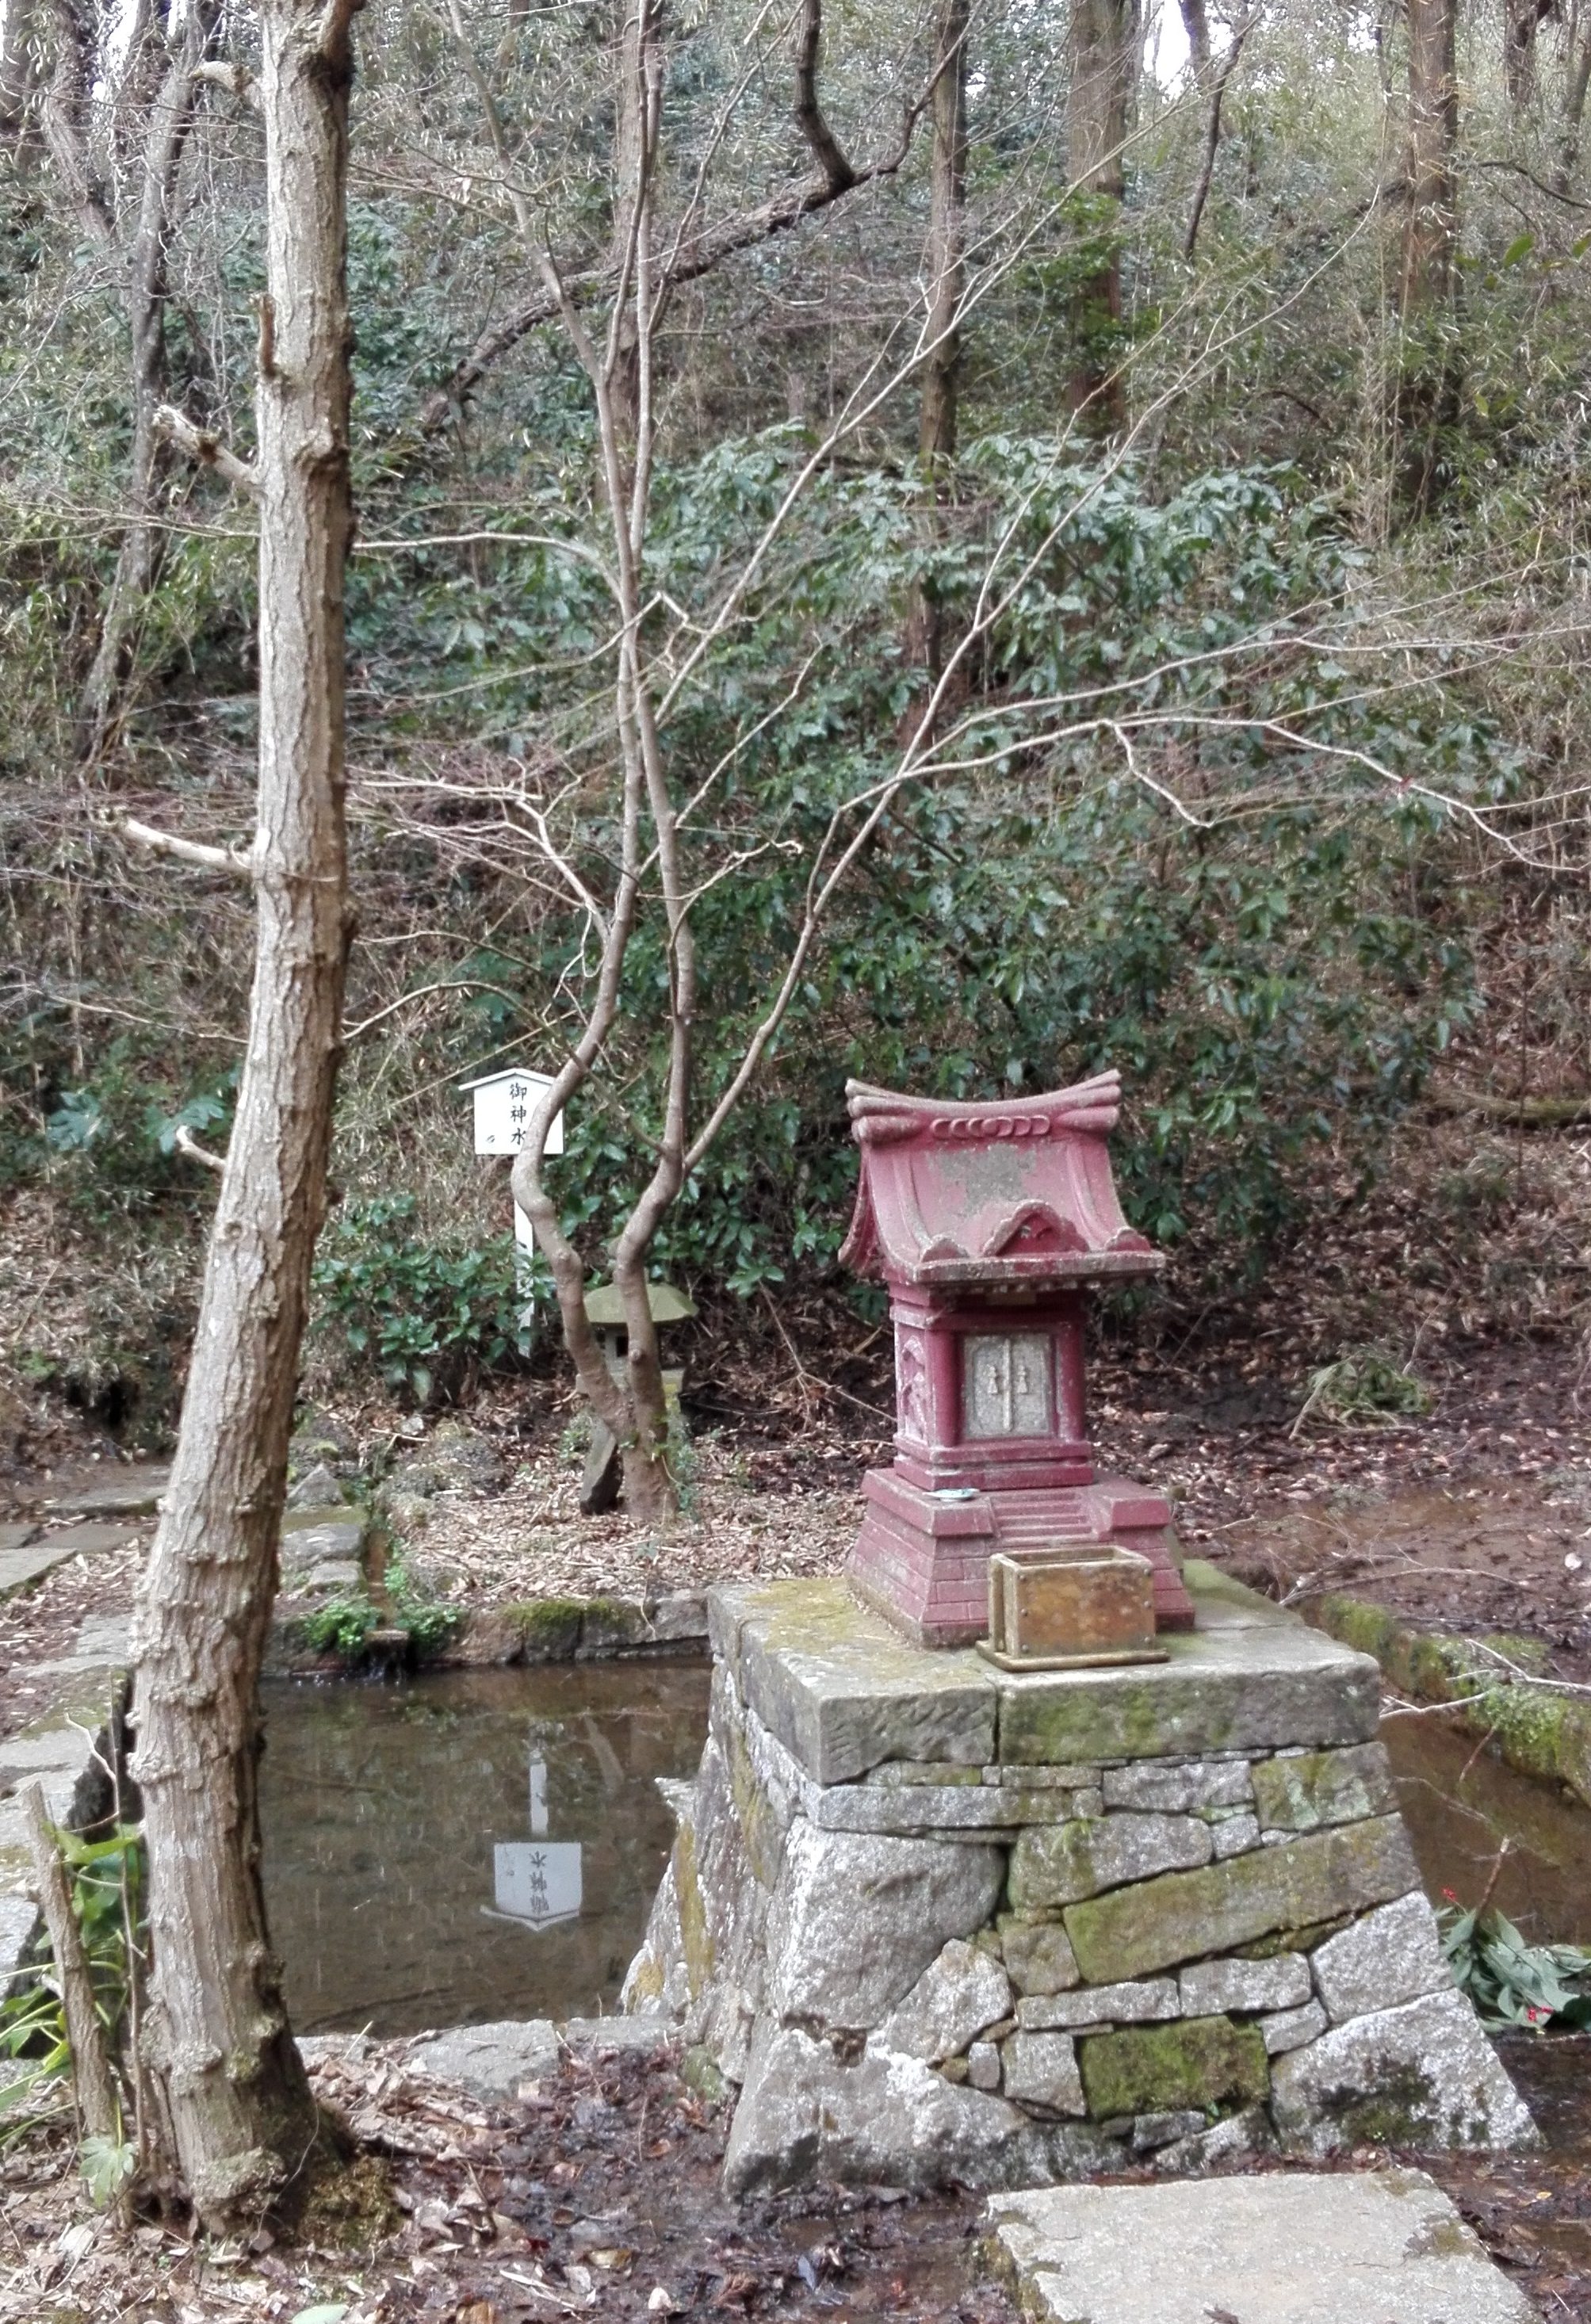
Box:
977 1542 1168 1672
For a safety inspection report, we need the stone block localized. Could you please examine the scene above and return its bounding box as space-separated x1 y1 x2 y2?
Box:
1152 2104 1279 2175
984 1764 1103 1791
280 1516 365 1573
0 1523 137 1599
723 2021 1085 2194
1210 1813 1261 1859
578 1599 653 1653
1270 1988 1538 2154
712 1581 996 1785
813 1780 1092 1836
766 1818 1004 2029
563 2016 675 2054
1261 2001 1328 2055
1101 1758 1254 1813
874 1939 1012 2062
1008 1814 1212 1910
405 2018 560 2098
1018 1978 1178 2030
967 2039 1001 2090
1061 1817 1420 1983
1077 2016 1269 2120
1252 1741 1398 1833
303 1559 361 1594
644 1589 710 1645
988 2168 1539 2322
1311 1892 1452 2024
1128 2109 1205 2154
45 1466 167 1518
999 1918 1081 1995
997 1619 1380 1765
1001 2031 1086 2116
867 1760 986 1787
1177 1954 1311 2016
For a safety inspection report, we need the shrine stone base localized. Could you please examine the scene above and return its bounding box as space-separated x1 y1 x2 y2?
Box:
621 1568 1536 2196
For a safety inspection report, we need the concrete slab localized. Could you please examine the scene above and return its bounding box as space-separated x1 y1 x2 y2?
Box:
0 1523 40 1555
987 2170 1538 2323
32 1615 132 1677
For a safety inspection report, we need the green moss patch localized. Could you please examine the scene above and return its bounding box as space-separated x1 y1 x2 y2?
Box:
1078 2015 1268 2119
505 1598 585 1660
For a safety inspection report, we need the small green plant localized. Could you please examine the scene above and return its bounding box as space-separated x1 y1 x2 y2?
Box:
388 1557 462 1656
1293 1345 1434 1432
0 1822 144 2158
1439 1900 1591 2032
311 1195 528 1405
296 1594 379 1657
556 1410 593 1462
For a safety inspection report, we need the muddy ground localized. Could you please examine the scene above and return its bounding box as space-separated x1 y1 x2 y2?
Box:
4 2025 1590 2324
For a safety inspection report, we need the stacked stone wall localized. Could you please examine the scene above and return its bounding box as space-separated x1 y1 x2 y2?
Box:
623 1576 1536 2194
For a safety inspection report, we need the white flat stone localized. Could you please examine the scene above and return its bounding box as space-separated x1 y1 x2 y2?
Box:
404 2017 560 2097
987 2169 1539 2323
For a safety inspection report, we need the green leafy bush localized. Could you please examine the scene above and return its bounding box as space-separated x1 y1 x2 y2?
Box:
1440 1902 1591 2032
311 1195 528 1404
295 1595 379 1657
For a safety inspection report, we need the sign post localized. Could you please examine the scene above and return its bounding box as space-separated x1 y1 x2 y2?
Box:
459 1067 565 1308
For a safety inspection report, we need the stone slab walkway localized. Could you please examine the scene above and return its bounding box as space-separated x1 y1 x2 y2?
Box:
987 2171 1537 2323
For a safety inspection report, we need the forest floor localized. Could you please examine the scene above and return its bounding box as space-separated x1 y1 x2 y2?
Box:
2 2015 1589 2324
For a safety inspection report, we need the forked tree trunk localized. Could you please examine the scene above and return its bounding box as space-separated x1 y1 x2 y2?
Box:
1065 0 1138 426
130 0 358 2234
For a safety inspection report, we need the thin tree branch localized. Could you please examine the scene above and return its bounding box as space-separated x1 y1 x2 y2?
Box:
152 405 262 498
121 818 256 874
174 1124 226 1172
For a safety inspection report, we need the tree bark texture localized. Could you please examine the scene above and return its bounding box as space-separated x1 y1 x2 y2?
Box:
23 1783 121 2148
76 0 219 764
1400 0 1457 315
919 0 969 464
1505 0 1555 107
1065 0 1138 425
1395 0 1459 514
129 0 358 2234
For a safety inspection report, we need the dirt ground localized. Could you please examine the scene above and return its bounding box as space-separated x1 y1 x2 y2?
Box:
4 2025 1590 2324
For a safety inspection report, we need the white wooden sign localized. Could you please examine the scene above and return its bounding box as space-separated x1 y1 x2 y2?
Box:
460 1067 564 1157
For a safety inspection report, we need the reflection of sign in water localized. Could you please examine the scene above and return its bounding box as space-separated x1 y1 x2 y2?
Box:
493 1840 583 1932
488 1754 582 1931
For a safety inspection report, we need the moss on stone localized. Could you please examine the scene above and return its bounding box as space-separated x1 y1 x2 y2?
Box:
506 1598 584 1660
1251 1745 1394 1835
1077 2015 1268 2120
1317 1595 1399 1665
724 1714 786 1890
675 1823 713 2001
1062 1817 1414 1982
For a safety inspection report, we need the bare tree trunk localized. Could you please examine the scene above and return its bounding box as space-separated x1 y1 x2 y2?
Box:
130 0 358 2236
1177 0 1210 84
1183 6 1260 262
22 1783 120 2150
0 0 36 143
1505 0 1554 108
1396 0 1459 513
1555 11 1591 189
76 0 218 765
608 0 661 462
919 0 969 465
1065 0 1138 426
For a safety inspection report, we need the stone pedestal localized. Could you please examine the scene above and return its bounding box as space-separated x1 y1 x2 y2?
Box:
622 1568 1536 2194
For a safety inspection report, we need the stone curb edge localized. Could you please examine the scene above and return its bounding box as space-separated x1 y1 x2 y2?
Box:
1307 1592 1591 1811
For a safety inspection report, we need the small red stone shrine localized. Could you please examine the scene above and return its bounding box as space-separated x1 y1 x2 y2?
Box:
841 1070 1197 1648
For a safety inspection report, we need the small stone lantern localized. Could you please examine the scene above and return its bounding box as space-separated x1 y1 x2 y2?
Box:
578 1279 695 1514
841 1070 1195 1647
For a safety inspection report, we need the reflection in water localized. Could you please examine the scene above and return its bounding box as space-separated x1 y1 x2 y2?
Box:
259 1661 709 2036
1383 1711 1591 1944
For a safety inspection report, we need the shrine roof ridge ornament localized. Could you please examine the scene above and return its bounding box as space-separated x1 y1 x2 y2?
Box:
839 1068 1164 1288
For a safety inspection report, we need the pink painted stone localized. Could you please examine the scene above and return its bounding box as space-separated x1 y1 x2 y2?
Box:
840 1071 1196 1648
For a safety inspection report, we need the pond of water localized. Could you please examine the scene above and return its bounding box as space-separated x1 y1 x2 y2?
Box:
260 1659 1591 2040
259 1661 709 2037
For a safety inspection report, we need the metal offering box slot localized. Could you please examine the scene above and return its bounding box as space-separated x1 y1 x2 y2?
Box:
978 1542 1168 1672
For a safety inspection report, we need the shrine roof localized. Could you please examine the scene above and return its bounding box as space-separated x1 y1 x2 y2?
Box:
838 1071 1164 1290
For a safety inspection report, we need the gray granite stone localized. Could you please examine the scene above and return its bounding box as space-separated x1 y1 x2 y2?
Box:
1008 1814 1213 1909
996 1619 1382 1766
1000 2030 1087 2116
1210 1811 1262 1859
1311 1892 1453 2024
1017 1978 1179 2031
0 1523 137 1598
766 1818 1004 2029
1252 1741 1398 1834
988 2168 1539 2321
280 1516 365 1571
404 2018 560 2097
1101 1759 1255 1813
873 1939 1012 2062
999 1919 1081 1996
563 2016 676 2053
1177 1953 1311 2016
711 1580 996 1785
967 2038 1001 2090
44 1466 167 1518
813 1779 1096 1836
1262 2000 1329 2055
1271 1990 1539 2154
